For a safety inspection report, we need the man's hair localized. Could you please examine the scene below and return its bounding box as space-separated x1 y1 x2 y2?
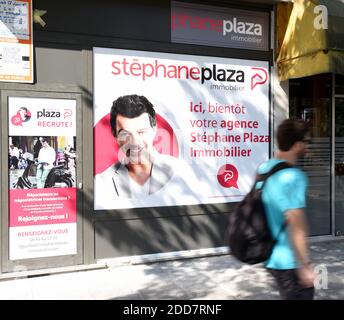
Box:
41 137 50 145
277 118 309 151
110 94 156 136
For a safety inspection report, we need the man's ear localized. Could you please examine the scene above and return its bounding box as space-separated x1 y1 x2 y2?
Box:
289 141 298 152
292 141 303 152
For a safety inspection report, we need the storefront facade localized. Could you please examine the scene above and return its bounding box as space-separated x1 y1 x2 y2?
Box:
0 0 343 274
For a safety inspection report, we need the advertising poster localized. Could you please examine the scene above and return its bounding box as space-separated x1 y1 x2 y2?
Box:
93 48 269 210
9 97 77 260
0 0 33 83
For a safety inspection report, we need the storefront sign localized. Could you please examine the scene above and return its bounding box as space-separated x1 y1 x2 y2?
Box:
171 1 269 51
8 97 77 260
93 48 270 210
0 0 33 83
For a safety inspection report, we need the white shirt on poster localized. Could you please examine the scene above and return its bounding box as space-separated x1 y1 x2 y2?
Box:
38 146 56 169
129 177 151 197
10 147 20 158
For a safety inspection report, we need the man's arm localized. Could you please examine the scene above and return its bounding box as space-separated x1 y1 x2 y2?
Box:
286 208 315 287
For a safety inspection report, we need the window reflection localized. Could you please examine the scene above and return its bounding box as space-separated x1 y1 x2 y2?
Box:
289 74 332 236
335 97 344 236
335 74 344 95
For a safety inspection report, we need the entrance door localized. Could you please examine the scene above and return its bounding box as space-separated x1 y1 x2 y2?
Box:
1 90 83 272
289 74 332 236
335 96 344 236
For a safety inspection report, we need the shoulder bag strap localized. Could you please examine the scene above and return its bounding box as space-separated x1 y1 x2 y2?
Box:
257 161 292 242
256 161 292 184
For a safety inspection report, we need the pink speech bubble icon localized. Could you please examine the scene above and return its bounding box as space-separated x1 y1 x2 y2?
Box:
217 164 239 189
11 114 23 126
251 67 268 90
64 109 73 119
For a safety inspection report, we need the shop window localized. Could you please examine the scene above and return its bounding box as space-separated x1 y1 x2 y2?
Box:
335 74 344 95
289 74 332 236
335 95 344 236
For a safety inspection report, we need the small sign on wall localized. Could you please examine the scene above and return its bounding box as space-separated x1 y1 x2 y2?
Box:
0 0 33 83
171 1 269 51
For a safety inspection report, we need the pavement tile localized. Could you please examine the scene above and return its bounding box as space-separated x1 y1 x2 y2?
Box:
0 240 344 300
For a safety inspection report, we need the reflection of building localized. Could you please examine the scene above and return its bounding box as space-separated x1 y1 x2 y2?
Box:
1 0 344 275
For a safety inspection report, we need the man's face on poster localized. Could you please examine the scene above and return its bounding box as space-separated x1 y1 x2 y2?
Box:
19 108 27 120
42 140 49 149
115 113 156 164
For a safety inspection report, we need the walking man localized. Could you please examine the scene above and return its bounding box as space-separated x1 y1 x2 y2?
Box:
258 118 315 299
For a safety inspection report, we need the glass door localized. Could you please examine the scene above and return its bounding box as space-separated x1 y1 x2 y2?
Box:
1 90 83 273
289 74 332 236
335 97 344 236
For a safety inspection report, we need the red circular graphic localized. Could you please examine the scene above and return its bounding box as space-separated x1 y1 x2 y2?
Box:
11 108 32 126
94 113 179 175
217 164 239 189
11 114 22 126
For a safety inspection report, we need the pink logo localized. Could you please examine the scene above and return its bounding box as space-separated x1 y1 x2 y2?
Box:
217 164 239 189
251 67 268 90
11 114 23 126
11 107 31 126
64 109 72 119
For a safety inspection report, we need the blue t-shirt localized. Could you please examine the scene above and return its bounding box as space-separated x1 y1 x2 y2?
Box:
257 158 308 269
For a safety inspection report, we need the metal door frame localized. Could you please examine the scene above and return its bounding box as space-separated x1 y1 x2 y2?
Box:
1 89 83 273
333 73 344 236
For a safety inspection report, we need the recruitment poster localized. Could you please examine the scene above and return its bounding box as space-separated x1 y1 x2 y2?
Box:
0 0 33 83
93 48 269 210
9 97 77 260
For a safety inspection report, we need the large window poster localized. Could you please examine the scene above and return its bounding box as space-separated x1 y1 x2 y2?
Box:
93 48 269 210
8 97 77 260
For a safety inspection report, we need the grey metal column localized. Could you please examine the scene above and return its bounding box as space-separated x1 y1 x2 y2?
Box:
82 49 96 265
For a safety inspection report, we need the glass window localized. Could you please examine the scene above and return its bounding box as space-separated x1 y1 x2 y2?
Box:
289 74 332 236
335 74 344 95
335 97 344 236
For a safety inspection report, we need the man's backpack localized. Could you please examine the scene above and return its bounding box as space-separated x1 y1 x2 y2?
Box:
226 161 291 265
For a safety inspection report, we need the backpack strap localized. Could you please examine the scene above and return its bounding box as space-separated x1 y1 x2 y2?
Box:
256 161 292 244
275 221 287 241
256 161 292 184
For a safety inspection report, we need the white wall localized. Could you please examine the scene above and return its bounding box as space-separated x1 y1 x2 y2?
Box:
271 63 289 156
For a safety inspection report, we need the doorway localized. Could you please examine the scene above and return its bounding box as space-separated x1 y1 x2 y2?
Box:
335 96 344 236
289 74 332 236
1 90 83 272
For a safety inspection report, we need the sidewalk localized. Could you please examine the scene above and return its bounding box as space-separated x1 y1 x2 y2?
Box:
0 239 343 300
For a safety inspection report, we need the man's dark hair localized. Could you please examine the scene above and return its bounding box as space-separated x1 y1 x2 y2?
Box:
110 94 156 137
41 137 51 145
277 118 309 151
